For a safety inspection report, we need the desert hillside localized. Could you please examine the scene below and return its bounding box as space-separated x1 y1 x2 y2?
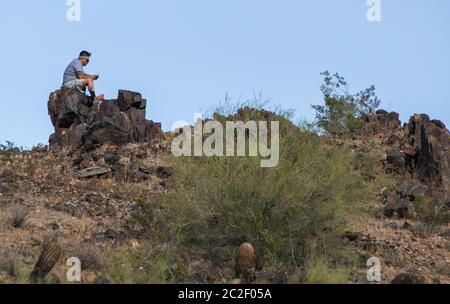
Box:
0 85 448 284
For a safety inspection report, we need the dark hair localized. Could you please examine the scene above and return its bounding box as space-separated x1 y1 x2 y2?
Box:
79 50 92 57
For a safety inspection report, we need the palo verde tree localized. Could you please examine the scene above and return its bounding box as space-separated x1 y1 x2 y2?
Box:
312 71 381 136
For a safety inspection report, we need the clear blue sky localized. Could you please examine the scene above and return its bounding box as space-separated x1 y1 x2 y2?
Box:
1 0 449 148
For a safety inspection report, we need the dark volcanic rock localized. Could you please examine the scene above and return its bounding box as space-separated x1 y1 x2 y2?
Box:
363 110 401 136
153 166 173 178
96 229 121 240
391 273 426 284
386 150 406 171
395 180 430 199
129 160 149 181
384 198 409 218
103 150 120 165
48 87 163 151
363 110 449 192
431 119 446 129
387 134 401 146
78 167 109 179
407 114 450 190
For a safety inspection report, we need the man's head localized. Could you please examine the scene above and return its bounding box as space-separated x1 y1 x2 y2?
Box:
78 50 92 66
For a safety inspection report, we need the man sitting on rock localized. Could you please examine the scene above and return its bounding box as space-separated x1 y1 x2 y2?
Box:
62 50 104 103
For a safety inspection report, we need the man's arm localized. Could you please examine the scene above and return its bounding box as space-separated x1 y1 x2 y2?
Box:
77 71 99 80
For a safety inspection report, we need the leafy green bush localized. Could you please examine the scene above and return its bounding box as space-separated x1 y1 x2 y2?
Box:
122 107 375 283
0 255 32 283
106 246 188 284
415 193 449 234
312 71 381 136
303 258 349 284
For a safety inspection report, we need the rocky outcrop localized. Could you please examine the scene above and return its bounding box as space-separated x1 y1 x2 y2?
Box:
48 88 163 152
365 110 450 192
406 115 450 191
362 110 402 136
382 180 431 219
70 141 172 183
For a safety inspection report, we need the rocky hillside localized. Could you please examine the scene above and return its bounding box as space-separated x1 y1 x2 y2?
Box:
343 110 449 283
0 89 448 284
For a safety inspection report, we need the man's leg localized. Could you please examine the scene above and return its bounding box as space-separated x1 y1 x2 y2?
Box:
80 78 98 102
80 79 104 103
80 78 94 93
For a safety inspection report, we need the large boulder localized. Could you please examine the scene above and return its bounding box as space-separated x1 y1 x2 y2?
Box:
384 197 409 218
391 273 426 284
48 88 163 151
386 149 406 172
395 180 430 199
406 114 450 191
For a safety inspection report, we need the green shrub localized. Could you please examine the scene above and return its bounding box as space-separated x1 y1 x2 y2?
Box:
0 256 32 283
136 107 374 283
106 246 188 284
303 258 349 284
415 194 449 234
312 71 381 136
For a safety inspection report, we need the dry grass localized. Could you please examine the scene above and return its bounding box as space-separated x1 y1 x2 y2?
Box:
69 244 105 272
9 206 30 228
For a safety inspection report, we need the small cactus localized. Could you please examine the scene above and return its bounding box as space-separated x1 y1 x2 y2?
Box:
235 242 256 283
29 238 62 283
